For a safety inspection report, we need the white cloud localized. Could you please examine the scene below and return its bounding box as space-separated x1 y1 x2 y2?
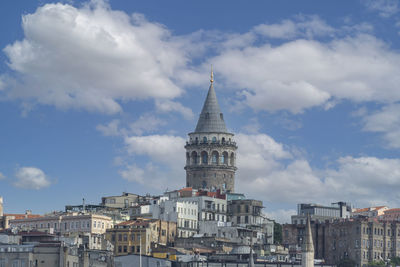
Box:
235 133 400 210
253 16 335 39
14 167 51 190
96 119 122 137
0 172 5 180
129 114 166 135
2 1 189 114
211 33 400 113
363 104 400 148
155 100 194 120
124 135 185 167
265 209 297 224
362 0 399 17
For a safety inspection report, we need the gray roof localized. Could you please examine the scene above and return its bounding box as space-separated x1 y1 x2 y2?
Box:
194 83 228 133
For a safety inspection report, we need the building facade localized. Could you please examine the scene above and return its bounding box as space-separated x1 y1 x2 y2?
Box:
9 213 113 236
184 70 237 193
106 219 176 257
283 218 400 267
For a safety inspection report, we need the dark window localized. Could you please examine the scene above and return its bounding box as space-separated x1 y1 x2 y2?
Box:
118 246 122 253
111 234 115 242
123 246 127 253
118 234 122 241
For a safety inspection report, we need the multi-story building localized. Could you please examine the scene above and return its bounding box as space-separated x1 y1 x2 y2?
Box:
292 202 351 224
228 199 274 245
352 206 388 218
106 218 176 257
184 70 237 193
9 212 113 236
101 192 141 209
152 198 198 238
381 208 400 221
283 217 400 267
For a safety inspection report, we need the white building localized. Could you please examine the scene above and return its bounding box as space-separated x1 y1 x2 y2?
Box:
151 198 198 238
9 213 113 236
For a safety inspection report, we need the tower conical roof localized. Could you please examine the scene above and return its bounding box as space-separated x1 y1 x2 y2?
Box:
194 71 228 133
303 216 314 252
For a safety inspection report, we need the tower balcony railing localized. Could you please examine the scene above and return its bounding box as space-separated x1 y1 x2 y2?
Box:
185 140 237 146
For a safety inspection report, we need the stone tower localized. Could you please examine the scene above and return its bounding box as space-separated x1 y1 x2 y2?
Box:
184 69 237 192
302 216 315 267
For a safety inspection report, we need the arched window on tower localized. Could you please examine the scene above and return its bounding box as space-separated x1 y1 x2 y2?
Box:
212 151 219 164
203 136 207 143
212 136 217 143
222 137 225 143
230 152 235 166
201 151 208 164
222 152 228 165
191 151 198 165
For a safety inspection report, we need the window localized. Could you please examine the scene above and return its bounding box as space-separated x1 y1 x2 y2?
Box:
131 246 135 253
203 137 207 143
201 151 208 164
112 234 116 242
136 246 140 253
131 234 135 241
123 246 127 253
118 246 122 253
212 152 218 164
123 234 127 241
212 137 217 143
118 234 122 241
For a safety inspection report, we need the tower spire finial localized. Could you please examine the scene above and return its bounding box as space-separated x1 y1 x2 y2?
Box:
210 64 214 84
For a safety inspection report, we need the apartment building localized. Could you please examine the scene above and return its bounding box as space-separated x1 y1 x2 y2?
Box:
9 213 113 235
106 218 176 257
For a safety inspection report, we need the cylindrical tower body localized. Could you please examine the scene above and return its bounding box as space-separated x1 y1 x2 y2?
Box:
185 132 237 192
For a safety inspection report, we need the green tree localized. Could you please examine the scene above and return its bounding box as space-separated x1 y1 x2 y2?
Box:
274 222 282 244
337 258 356 267
368 260 386 267
389 257 400 267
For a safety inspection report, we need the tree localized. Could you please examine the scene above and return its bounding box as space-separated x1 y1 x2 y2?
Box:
389 257 400 267
368 260 386 267
337 258 356 267
274 222 282 244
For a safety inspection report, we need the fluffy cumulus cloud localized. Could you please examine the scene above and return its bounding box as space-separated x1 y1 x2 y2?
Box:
0 172 5 180
14 167 51 190
235 133 400 215
211 33 400 113
2 1 189 114
362 0 399 17
362 104 400 148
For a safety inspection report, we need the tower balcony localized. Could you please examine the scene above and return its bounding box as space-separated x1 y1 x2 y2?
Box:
185 140 237 149
184 164 237 171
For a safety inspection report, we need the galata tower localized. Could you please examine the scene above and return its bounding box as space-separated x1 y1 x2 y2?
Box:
184 68 237 192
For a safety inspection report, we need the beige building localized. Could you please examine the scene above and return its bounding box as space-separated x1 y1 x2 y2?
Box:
9 213 113 235
106 218 176 257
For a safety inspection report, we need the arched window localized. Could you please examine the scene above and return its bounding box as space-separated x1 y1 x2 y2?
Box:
222 137 225 143
212 151 219 164
212 136 217 143
191 151 198 165
201 151 208 164
222 152 228 164
230 153 235 166
203 136 207 143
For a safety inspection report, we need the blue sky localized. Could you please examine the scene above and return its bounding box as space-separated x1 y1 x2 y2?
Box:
2 0 400 222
